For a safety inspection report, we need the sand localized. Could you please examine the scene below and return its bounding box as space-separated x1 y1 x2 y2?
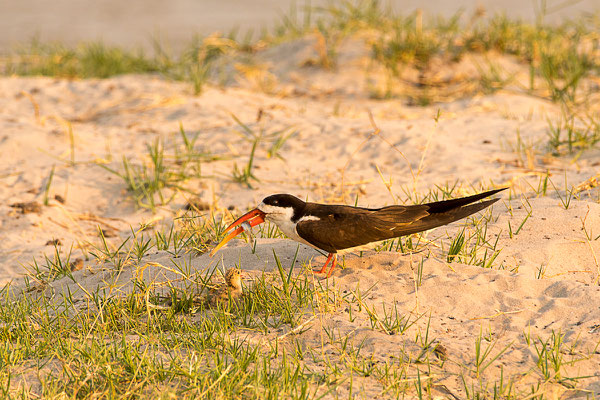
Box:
2 34 600 397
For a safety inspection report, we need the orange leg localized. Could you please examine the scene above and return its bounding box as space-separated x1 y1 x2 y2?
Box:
326 254 338 278
313 253 338 277
314 253 335 274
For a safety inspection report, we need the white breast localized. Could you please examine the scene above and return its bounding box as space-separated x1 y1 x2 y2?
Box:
260 205 320 249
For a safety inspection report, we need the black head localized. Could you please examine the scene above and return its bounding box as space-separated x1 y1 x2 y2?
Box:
261 194 305 210
258 194 306 222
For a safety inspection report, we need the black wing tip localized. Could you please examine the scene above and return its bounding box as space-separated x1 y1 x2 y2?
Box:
484 187 509 196
465 187 508 198
426 187 507 214
478 197 502 207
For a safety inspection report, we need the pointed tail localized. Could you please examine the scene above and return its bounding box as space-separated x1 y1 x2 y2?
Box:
393 188 506 236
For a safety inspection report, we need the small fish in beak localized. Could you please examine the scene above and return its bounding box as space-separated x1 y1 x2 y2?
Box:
240 221 252 232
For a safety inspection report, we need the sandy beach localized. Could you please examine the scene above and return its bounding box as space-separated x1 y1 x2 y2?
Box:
1 3 600 398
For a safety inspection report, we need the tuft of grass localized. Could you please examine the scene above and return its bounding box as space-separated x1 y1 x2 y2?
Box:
507 199 532 239
538 43 592 103
42 164 55 206
512 127 539 170
473 329 512 379
549 173 575 210
99 127 222 211
547 109 600 157
230 113 297 188
475 57 517 94
267 128 297 160
106 140 177 211
532 331 575 387
4 40 164 78
447 228 465 263
172 34 239 95
441 210 503 269
25 243 76 283
232 137 260 188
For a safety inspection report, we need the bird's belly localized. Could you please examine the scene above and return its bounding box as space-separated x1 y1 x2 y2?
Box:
336 240 386 254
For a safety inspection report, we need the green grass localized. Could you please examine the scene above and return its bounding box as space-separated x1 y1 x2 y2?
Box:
0 276 319 398
3 40 164 78
229 113 297 188
2 3 599 104
42 165 55 206
99 125 223 211
547 109 600 157
442 213 503 269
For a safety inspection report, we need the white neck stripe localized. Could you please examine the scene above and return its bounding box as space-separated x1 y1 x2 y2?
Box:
298 215 320 223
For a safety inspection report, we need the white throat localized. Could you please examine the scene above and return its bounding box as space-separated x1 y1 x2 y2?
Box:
257 202 316 248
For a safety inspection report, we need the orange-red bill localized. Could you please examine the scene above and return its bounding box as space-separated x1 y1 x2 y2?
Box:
210 209 266 256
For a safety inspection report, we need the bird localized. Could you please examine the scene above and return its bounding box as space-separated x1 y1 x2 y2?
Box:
208 268 243 307
210 188 506 277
